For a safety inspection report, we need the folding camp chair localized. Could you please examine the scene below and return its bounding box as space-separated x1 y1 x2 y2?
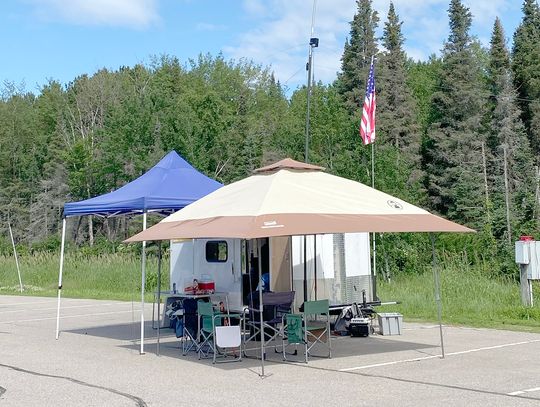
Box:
180 298 200 355
197 300 243 364
244 291 295 357
282 299 331 363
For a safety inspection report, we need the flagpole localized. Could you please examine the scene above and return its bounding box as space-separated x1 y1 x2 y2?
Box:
371 140 377 300
368 54 377 301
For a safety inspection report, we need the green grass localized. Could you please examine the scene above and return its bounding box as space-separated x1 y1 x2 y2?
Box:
378 264 540 332
2 252 540 332
0 252 168 302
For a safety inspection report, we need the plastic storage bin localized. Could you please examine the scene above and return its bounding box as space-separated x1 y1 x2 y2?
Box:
378 313 403 335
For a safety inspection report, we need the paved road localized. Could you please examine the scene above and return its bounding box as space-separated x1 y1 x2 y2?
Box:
0 295 539 406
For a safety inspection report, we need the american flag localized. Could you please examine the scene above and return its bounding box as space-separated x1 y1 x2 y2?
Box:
360 58 376 145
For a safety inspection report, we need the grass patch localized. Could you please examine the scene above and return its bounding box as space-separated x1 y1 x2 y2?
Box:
2 252 540 332
378 265 540 332
0 252 168 302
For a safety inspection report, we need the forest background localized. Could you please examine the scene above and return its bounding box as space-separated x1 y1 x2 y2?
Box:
1 0 540 327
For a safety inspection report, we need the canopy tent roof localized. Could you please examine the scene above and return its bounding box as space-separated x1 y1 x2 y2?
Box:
126 158 473 242
63 151 222 218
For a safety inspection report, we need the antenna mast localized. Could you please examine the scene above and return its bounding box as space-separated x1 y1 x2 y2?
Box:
304 0 318 163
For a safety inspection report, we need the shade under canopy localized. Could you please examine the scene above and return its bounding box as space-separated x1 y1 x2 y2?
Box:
63 151 222 217
126 158 472 242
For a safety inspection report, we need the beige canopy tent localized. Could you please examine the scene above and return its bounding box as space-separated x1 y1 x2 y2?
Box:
127 158 471 242
126 158 473 375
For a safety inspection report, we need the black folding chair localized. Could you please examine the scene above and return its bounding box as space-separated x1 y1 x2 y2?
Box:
244 291 295 357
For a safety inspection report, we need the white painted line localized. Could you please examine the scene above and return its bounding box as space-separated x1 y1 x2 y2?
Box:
340 339 540 372
445 339 540 356
0 310 135 324
0 300 59 306
340 355 439 371
0 302 134 314
508 387 540 396
0 299 125 307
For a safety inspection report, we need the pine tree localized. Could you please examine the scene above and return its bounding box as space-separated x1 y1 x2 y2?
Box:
425 0 488 227
488 20 537 241
376 3 421 194
490 72 536 241
488 18 510 96
512 0 540 154
336 0 379 112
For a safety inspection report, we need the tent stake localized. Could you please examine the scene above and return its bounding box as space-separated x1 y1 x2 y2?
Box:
431 233 445 358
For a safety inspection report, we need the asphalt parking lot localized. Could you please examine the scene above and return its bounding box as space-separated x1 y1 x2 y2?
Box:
1 295 539 406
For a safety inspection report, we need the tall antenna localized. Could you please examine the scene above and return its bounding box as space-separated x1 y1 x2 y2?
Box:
304 0 318 164
303 0 319 303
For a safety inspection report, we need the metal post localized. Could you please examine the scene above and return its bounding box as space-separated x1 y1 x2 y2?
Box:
55 218 67 339
8 222 23 292
156 240 162 356
140 212 147 354
520 264 534 307
371 141 378 301
303 235 308 302
304 0 318 163
258 240 265 376
431 233 445 358
314 235 317 301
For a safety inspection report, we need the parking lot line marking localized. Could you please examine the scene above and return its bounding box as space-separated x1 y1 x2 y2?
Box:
340 339 540 372
444 339 540 356
508 387 540 395
0 310 134 324
340 354 440 371
0 300 59 306
0 302 134 314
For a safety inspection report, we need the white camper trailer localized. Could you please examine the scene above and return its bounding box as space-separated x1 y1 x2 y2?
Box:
170 233 372 311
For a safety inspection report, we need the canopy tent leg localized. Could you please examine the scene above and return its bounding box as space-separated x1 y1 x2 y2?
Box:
55 218 67 340
314 235 317 300
8 222 23 293
156 240 163 356
430 233 445 358
303 235 307 302
140 212 147 355
258 239 266 377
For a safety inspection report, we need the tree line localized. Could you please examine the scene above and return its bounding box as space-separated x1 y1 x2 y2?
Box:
1 0 539 277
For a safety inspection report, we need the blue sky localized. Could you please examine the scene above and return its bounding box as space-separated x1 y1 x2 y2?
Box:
0 0 525 94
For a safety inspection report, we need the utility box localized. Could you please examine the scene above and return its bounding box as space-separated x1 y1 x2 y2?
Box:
515 241 530 264
378 313 403 335
527 241 540 280
516 240 540 279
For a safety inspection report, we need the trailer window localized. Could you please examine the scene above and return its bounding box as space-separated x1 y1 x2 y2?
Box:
206 241 228 262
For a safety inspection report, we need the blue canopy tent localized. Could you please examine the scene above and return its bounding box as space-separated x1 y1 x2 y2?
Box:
55 151 222 354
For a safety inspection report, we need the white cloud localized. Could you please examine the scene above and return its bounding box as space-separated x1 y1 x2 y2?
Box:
225 0 515 87
225 0 354 88
27 0 159 29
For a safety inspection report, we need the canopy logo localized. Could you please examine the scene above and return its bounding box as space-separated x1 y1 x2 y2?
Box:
261 220 284 229
387 200 403 210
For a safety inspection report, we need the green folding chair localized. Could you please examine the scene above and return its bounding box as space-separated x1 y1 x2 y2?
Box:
283 299 331 363
197 300 243 364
